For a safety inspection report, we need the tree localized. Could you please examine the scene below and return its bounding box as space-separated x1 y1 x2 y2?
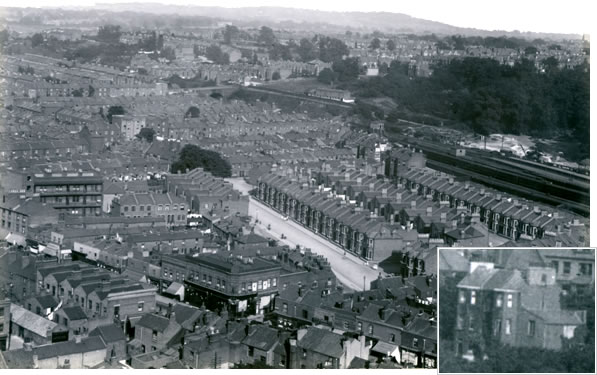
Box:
210 92 223 99
205 44 230 64
258 26 276 46
185 106 200 118
318 36 349 63
31 33 44 48
268 43 291 61
297 38 317 62
161 46 176 61
136 128 155 142
223 24 239 44
107 105 125 123
0 29 9 46
97 25 122 43
386 39 396 51
171 145 231 178
317 68 336 84
332 57 360 82
271 71 281 80
369 37 381 50
524 46 538 55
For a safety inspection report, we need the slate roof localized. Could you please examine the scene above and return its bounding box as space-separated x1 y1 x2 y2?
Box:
241 325 279 352
89 323 126 343
524 309 584 325
34 336 106 360
61 306 88 321
457 267 500 289
137 313 171 332
298 327 346 358
1 348 35 369
34 295 60 309
439 250 470 273
10 304 57 337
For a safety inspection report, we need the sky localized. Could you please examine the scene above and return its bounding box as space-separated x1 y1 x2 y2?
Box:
5 0 592 35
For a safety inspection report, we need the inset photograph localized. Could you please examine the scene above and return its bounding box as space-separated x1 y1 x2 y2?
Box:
439 247 595 373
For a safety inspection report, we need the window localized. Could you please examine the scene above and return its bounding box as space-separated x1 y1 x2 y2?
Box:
221 279 226 290
88 300 92 310
63 317 68 326
563 262 571 274
413 338 419 347
0 307 3 317
0 323 4 332
470 290 476 305
469 315 475 331
208 276 212 285
457 315 463 330
528 320 536 336
496 294 503 307
302 349 307 358
248 347 254 357
368 325 373 335
258 280 263 290
138 302 144 312
505 319 511 335
551 260 559 273
390 333 396 343
343 321 349 330
580 263 593 276
152 330 158 342
494 319 501 336
272 278 277 287
203 274 206 282
302 309 308 319
357 322 362 332
216 278 220 287
507 294 513 308
282 303 288 314
241 282 246 291
541 274 547 283
458 290 465 303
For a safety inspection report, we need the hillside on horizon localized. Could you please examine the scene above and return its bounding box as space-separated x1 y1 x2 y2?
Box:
78 3 582 40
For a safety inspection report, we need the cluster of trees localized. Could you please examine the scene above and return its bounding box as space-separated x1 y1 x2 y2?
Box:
0 29 9 47
31 33 44 48
222 25 240 45
317 57 360 84
171 145 231 178
138 31 164 51
165 74 216 89
205 44 230 64
254 27 349 64
136 128 156 142
436 35 545 51
440 339 594 373
184 106 200 118
96 24 122 44
64 39 139 69
104 105 125 123
17 66 34 75
350 57 589 161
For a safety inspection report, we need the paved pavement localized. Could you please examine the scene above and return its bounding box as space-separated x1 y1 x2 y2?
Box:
249 197 383 291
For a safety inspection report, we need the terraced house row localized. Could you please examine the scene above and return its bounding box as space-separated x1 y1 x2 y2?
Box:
257 173 403 261
397 168 587 244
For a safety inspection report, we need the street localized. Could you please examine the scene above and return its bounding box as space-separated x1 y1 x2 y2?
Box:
248 197 383 291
